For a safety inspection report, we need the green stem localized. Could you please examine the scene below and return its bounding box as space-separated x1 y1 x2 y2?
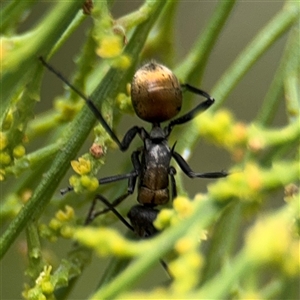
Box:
5 141 63 176
1 1 84 126
284 72 300 124
0 0 39 32
255 20 300 125
117 0 164 31
25 221 45 282
26 111 61 140
196 252 250 299
175 1 236 83
141 0 179 65
211 2 299 110
47 12 87 60
201 201 244 283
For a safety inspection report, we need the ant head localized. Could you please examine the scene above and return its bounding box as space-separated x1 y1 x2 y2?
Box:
131 62 182 123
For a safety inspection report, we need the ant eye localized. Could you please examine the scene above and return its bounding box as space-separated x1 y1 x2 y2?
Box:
131 62 182 123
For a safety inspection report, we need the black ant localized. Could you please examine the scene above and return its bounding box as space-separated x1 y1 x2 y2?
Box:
40 57 228 239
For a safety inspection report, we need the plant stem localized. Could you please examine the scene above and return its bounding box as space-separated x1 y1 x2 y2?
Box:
211 2 299 110
175 1 236 84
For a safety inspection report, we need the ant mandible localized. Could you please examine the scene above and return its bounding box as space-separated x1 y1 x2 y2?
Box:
40 57 229 238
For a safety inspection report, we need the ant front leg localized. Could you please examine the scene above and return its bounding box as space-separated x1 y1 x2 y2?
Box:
118 126 148 151
165 84 215 136
172 151 229 179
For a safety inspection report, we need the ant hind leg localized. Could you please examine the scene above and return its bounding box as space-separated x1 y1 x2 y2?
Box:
85 192 134 231
85 172 137 227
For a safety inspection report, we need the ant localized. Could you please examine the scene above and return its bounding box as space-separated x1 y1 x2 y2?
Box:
40 57 229 239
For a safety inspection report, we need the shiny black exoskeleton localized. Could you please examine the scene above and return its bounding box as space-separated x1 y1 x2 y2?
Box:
40 58 228 239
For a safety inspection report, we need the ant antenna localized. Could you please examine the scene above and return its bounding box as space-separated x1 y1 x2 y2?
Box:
39 56 123 150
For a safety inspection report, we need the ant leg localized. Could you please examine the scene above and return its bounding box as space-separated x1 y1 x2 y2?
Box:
159 259 173 280
62 146 142 195
172 151 229 178
85 191 132 225
85 149 141 223
165 84 214 135
118 126 148 151
169 166 177 200
85 196 100 225
85 172 137 225
85 194 134 231
61 171 137 195
182 84 214 100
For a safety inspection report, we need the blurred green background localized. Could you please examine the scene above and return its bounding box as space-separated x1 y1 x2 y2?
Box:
1 1 289 299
